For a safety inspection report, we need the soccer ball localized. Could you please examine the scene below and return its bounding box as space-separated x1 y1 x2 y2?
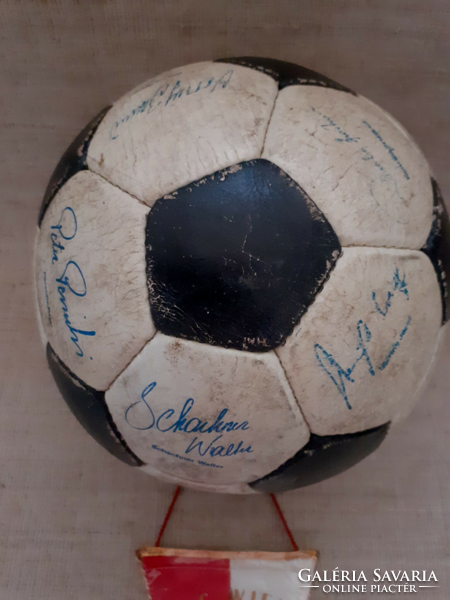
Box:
34 58 449 494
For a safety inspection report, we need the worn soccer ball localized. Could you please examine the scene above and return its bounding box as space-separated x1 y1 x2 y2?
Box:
34 58 449 494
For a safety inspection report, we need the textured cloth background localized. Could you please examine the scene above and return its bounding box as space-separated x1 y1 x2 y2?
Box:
0 1 449 598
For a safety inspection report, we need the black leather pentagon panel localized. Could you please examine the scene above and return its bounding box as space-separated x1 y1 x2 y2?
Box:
215 56 355 94
146 159 341 352
38 106 110 226
46 345 144 466
249 423 390 493
422 178 450 323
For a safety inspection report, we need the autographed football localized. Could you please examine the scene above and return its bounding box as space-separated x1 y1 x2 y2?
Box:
34 58 449 493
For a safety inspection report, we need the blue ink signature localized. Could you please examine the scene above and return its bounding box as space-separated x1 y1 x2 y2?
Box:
110 70 234 140
361 146 400 195
125 382 253 460
315 321 375 410
311 107 360 143
360 146 404 198
50 206 77 264
372 268 409 316
362 120 410 181
49 206 95 357
56 260 95 357
310 108 409 202
315 269 412 409
378 316 411 371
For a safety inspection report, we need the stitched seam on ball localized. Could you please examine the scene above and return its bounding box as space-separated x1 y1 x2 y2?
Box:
342 243 430 251
260 87 280 158
217 58 281 81
105 406 146 466
401 326 444 419
86 80 280 208
86 157 265 213
141 463 253 493
50 347 146 466
39 106 111 227
273 350 313 438
86 159 151 210
103 329 158 394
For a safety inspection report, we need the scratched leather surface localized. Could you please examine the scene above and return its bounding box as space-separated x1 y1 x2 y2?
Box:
0 1 449 599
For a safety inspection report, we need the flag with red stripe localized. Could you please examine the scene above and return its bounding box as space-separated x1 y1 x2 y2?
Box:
137 547 316 599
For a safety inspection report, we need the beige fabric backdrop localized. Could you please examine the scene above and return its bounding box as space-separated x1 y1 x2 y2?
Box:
0 1 449 598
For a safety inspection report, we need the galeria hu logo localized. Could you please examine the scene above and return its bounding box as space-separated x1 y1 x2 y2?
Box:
298 569 439 594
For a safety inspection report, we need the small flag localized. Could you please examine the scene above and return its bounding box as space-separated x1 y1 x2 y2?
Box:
137 546 317 600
